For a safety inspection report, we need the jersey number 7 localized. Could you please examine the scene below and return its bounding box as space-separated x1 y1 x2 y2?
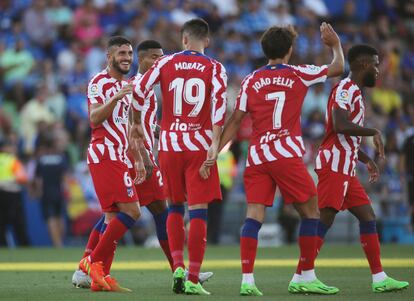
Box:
266 91 286 129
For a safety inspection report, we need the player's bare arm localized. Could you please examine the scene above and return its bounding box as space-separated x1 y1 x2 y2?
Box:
89 84 133 126
320 22 345 78
332 107 385 158
358 149 380 183
129 109 153 180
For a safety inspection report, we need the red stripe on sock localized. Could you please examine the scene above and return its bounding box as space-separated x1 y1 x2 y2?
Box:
82 228 100 258
167 212 185 270
188 218 206 283
240 237 258 274
360 233 383 274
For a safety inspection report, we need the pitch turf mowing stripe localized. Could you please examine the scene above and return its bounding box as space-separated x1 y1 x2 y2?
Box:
0 259 413 271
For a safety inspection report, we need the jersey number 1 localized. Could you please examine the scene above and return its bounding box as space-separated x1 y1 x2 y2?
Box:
266 91 286 129
169 77 206 117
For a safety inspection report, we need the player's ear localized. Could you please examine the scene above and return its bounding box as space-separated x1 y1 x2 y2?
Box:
204 37 210 48
182 34 188 47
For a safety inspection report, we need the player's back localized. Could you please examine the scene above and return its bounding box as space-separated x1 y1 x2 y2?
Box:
316 77 365 176
237 63 328 166
155 50 226 152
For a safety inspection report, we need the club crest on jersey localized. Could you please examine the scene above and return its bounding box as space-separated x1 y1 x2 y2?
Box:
127 187 134 198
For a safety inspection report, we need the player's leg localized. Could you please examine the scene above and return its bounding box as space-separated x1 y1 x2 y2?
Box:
239 164 275 296
239 203 265 296
87 203 140 292
158 151 187 293
72 215 105 288
272 159 337 294
147 200 173 271
182 151 221 296
80 161 140 291
347 183 409 292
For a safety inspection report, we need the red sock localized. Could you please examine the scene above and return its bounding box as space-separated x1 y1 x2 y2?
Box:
240 237 258 273
90 212 135 264
82 216 105 258
187 209 207 284
298 236 317 270
159 240 174 271
167 206 185 271
82 228 100 258
360 233 383 274
297 219 318 271
103 245 116 276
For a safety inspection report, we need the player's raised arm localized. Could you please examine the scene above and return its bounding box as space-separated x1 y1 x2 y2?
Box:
320 22 345 78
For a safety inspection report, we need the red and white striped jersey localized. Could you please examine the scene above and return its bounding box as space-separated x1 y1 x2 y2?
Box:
130 73 158 161
315 78 365 176
133 50 227 152
87 69 132 167
235 63 328 167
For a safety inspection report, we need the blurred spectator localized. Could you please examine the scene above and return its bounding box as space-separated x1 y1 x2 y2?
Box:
32 134 69 247
73 0 103 53
23 0 56 54
19 84 55 155
302 84 329 118
371 75 403 115
401 133 414 227
171 0 198 26
0 135 29 247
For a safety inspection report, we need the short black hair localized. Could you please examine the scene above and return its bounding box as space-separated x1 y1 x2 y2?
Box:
136 40 162 53
181 18 209 40
261 26 297 60
347 44 378 65
107 36 132 49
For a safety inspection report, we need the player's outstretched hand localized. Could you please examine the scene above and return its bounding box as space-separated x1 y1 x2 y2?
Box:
114 83 133 101
373 131 385 160
199 165 211 180
366 159 380 183
134 160 146 184
320 22 340 48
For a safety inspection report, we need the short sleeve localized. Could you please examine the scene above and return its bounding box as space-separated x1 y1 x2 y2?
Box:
235 73 254 112
87 79 105 105
291 64 328 87
333 88 351 111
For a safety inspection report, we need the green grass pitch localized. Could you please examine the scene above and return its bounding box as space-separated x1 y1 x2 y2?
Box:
0 245 413 301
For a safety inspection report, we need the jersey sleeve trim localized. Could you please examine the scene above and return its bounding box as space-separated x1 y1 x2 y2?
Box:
236 72 255 112
211 61 228 126
290 64 328 87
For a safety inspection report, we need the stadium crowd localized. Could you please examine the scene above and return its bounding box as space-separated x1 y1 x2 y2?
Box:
0 0 414 247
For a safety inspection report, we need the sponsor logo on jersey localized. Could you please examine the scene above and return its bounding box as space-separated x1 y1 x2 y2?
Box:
259 130 290 144
170 119 201 131
89 84 99 97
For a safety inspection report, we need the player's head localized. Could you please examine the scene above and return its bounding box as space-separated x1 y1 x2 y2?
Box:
261 26 297 61
347 44 379 87
107 36 133 75
181 18 210 50
137 40 163 73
